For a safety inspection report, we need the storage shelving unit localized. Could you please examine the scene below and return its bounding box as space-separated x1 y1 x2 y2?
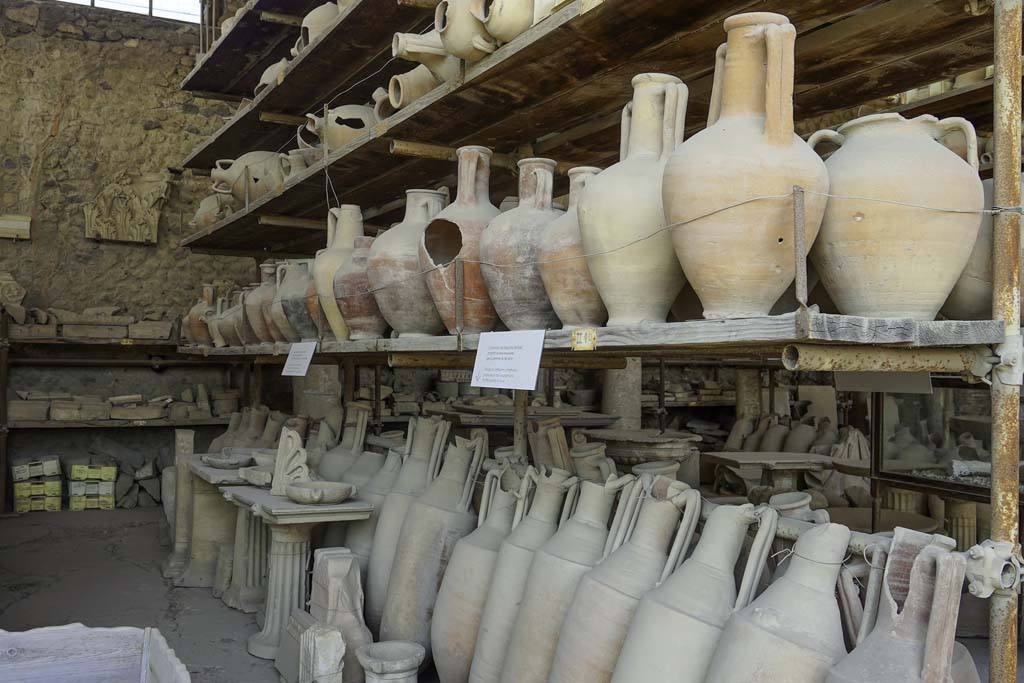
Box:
175 0 1023 674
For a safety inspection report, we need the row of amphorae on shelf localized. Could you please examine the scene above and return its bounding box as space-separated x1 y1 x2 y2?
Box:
187 11 1004 346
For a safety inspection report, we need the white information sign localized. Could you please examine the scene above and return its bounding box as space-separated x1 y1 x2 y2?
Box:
281 341 318 377
471 330 545 390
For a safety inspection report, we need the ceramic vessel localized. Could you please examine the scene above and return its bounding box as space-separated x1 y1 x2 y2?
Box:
304 105 377 151
390 31 460 110
357 641 425 683
280 149 308 181
315 205 364 341
254 58 288 98
217 295 243 347
436 0 497 61
367 190 448 336
548 482 701 683
367 417 449 635
612 504 778 683
470 0 533 44
420 146 501 334
538 166 607 329
317 403 371 481
335 236 389 340
501 476 636 683
244 266 276 343
342 449 405 574
469 467 574 683
234 287 261 345
269 264 301 343
212 151 287 204
381 440 484 661
291 1 340 57
480 157 563 330
189 193 237 230
942 175 1024 320
809 113 983 320
433 469 520 683
665 13 829 318
255 262 289 342
827 529 964 683
185 284 217 346
578 74 688 325
321 449 389 550
276 260 319 340
569 442 617 483
705 522 852 682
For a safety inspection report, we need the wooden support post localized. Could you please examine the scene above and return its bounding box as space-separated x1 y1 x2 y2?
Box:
657 358 666 433
513 389 528 463
546 367 555 407
342 358 355 404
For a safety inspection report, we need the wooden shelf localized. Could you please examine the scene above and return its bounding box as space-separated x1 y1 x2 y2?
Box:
8 418 232 430
181 0 323 99
184 0 433 168
642 399 735 410
180 0 996 257
9 337 178 348
177 311 1005 362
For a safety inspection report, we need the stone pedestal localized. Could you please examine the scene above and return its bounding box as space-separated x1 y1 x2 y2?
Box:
161 431 195 579
222 503 269 613
248 523 315 660
174 476 237 588
601 356 642 429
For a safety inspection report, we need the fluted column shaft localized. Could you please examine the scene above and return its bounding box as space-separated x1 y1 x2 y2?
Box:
247 522 317 659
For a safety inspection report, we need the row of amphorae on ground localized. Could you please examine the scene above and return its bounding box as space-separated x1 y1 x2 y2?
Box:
262 408 977 683
186 11 1003 346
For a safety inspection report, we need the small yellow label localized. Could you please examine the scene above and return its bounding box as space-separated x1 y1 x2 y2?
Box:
570 328 597 351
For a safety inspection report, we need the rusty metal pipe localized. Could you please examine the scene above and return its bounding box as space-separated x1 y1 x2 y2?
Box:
990 1 1022 678
781 344 992 375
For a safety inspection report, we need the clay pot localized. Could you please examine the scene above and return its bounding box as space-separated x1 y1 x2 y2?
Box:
471 0 534 44
314 205 364 341
279 149 308 181
420 146 501 334
218 295 244 347
665 13 829 318
254 57 288 98
569 442 617 483
211 151 287 204
206 297 229 347
259 261 292 342
234 406 270 448
340 449 405 574
759 416 790 452
538 166 607 329
335 236 389 340
321 449 388 549
436 0 497 61
548 483 701 683
244 266 277 343
390 31 460 110
304 105 377 151
433 469 520 683
469 467 574 683
185 284 217 346
783 416 817 452
381 440 484 660
219 6 244 36
209 412 242 453
291 1 340 57
268 263 300 342
705 522 852 681
368 190 448 336
578 74 689 325
276 260 319 340
501 476 637 683
318 403 371 482
367 417 449 635
809 113 983 320
612 504 777 683
481 157 563 330
189 193 237 230
942 176 1024 320
233 287 260 345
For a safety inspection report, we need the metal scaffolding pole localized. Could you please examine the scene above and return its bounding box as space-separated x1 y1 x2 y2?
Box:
990 0 1022 679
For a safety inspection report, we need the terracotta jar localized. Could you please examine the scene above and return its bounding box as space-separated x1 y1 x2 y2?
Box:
367 417 449 635
705 522 852 681
381 439 484 662
470 0 533 44
244 266 277 343
254 57 288 98
548 483 701 683
206 296 229 347
390 31 460 110
469 467 574 683
189 193 236 230
211 151 287 204
481 157 563 330
304 105 376 151
318 402 371 482
612 504 778 683
538 166 607 329
420 146 501 334
233 287 260 345
433 469 520 683
501 476 638 683
218 295 244 347
367 189 448 336
436 0 497 61
578 73 688 325
321 449 388 549
339 449 405 575
315 205 364 341
257 262 290 343
335 236 389 340
809 113 983 320
290 1 340 57
665 13 829 318
185 284 217 346
279 149 308 181
276 260 319 341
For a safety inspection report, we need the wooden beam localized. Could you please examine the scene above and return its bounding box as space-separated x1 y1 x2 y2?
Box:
257 214 326 230
259 11 303 27
259 111 308 126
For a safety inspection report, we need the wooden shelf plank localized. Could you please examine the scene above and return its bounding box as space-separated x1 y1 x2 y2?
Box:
9 337 178 348
181 0 323 98
184 0 433 168
9 418 231 429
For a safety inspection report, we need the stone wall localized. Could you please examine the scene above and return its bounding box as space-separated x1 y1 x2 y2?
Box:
0 0 254 316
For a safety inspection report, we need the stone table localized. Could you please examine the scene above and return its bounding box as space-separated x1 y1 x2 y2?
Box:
221 486 373 660
704 451 835 492
174 460 244 590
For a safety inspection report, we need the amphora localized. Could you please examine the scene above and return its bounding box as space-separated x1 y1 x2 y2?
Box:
315 205 364 340
335 236 389 340
436 0 497 61
185 284 217 346
275 260 319 340
211 151 287 204
340 448 405 574
304 105 377 151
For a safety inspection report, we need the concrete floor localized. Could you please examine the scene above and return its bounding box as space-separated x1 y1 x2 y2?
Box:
0 508 278 683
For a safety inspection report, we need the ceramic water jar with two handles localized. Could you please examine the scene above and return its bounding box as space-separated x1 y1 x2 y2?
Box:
335 236 389 340
664 12 829 319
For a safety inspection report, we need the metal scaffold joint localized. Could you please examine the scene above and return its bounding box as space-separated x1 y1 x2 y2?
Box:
964 539 1023 598
993 333 1024 386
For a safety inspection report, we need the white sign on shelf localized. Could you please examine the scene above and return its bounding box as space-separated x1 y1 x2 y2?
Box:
282 341 318 377
471 330 546 391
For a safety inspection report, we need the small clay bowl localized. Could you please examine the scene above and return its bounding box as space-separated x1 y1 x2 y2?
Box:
286 481 356 505
202 453 253 469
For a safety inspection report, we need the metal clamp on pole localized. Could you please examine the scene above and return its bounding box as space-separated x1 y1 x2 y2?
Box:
993 332 1024 386
964 539 1023 598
